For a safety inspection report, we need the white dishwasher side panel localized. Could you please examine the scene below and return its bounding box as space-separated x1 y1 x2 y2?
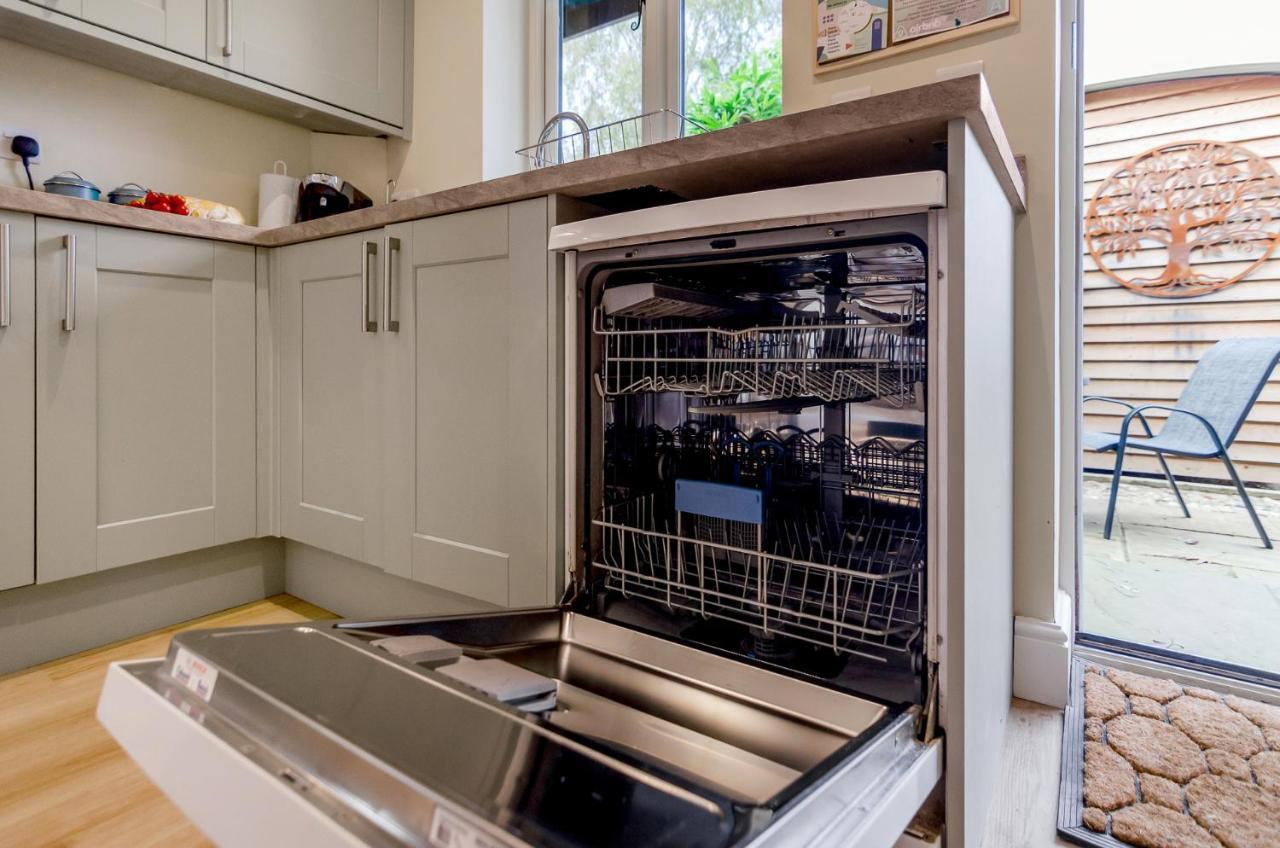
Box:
97 662 365 848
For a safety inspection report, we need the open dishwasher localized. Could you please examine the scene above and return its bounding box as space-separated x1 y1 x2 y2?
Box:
100 168 1017 848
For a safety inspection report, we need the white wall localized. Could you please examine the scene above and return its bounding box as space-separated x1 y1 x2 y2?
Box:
0 37 314 224
1086 0 1279 88
783 0 1064 623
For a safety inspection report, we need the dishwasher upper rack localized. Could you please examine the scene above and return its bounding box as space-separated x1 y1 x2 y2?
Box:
592 493 924 662
605 422 925 507
593 308 926 406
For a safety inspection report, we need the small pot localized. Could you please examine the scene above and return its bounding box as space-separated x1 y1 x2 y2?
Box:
43 171 101 201
107 182 148 205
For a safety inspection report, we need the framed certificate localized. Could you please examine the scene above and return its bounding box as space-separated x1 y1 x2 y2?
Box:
817 0 890 65
813 0 1019 75
892 0 1012 43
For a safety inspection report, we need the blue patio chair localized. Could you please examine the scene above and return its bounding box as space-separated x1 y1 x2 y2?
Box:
1083 337 1280 550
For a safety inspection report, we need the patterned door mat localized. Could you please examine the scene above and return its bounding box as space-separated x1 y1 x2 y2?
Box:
1058 659 1280 848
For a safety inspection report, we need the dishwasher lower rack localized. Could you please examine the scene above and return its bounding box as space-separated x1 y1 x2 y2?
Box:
592 493 924 662
593 309 926 406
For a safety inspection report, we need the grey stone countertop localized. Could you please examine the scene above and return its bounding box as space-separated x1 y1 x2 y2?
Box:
0 75 1024 247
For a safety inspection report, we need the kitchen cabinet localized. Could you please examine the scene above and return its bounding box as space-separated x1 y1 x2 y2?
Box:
384 199 559 606
276 231 385 567
208 0 406 127
82 0 204 58
4 0 411 136
36 222 257 583
0 212 35 592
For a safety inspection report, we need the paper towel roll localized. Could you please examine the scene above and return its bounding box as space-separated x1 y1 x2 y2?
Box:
258 160 299 228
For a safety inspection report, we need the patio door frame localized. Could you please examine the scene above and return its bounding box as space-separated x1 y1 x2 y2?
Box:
1066 2 1280 688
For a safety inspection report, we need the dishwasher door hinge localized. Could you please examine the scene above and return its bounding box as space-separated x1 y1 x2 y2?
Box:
918 661 940 744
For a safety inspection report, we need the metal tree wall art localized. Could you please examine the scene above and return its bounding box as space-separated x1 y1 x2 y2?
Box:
1085 140 1280 297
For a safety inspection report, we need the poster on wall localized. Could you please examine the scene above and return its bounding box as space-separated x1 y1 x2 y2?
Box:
816 0 890 65
891 0 1012 43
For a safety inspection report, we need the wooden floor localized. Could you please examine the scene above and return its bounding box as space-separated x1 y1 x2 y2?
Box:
980 699 1074 848
0 594 335 848
0 594 1073 847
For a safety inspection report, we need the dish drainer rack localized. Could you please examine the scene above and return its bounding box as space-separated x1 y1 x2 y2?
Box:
606 423 926 507
594 309 926 406
517 109 709 168
593 492 924 661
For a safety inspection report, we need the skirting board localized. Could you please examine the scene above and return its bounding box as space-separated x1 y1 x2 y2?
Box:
283 541 499 622
1012 590 1073 708
0 538 284 675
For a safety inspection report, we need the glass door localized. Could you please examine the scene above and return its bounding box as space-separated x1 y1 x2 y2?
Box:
1076 1 1280 681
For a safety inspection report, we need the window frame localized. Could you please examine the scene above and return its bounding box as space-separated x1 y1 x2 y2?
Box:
542 0 685 143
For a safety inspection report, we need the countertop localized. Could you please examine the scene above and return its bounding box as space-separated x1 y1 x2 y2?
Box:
0 75 1024 248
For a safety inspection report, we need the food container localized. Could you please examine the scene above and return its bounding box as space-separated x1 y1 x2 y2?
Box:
107 182 148 205
42 171 101 201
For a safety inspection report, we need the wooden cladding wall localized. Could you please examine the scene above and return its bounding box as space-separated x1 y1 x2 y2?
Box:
1083 75 1280 486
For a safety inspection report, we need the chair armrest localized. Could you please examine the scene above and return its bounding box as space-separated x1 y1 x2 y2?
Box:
1083 396 1137 410
1086 397 1156 438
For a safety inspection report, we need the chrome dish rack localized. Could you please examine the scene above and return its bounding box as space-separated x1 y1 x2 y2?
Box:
593 309 926 406
593 492 924 662
518 109 710 168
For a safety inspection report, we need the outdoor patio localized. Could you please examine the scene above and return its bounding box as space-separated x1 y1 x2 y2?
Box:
1080 474 1280 676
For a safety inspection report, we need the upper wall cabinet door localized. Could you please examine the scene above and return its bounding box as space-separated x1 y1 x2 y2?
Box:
384 200 559 607
80 0 204 58
23 1 84 16
277 231 384 567
209 0 406 127
0 212 35 592
35 222 257 584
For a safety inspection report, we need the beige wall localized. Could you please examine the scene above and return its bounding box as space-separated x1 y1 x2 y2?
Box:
387 0 528 197
0 37 315 224
387 0 484 196
783 0 1064 622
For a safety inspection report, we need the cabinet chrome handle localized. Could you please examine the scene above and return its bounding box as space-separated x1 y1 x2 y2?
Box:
382 236 400 333
222 0 233 57
0 223 10 329
62 234 76 332
361 240 378 333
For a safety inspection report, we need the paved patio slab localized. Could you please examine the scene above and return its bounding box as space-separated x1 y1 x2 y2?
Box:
1081 476 1280 676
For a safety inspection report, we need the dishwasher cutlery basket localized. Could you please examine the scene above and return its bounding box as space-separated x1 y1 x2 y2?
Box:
593 308 926 406
593 482 924 662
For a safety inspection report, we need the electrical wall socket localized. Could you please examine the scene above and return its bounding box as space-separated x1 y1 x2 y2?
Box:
0 128 41 163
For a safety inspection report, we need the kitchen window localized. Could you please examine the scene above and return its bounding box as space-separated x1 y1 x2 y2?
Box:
547 0 782 150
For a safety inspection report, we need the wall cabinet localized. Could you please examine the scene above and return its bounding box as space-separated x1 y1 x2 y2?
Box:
275 231 385 568
36 222 257 583
276 200 561 607
210 0 405 127
0 212 35 592
384 200 558 607
82 0 204 58
5 0 411 136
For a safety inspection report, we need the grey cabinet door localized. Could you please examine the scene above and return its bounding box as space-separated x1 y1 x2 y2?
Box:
211 0 406 127
0 212 35 592
81 0 204 57
35 223 257 583
277 231 385 566
384 200 559 606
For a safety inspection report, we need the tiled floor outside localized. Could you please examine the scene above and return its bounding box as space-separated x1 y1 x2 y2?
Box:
1081 474 1280 676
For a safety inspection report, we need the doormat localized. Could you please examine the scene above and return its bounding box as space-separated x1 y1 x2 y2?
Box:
1058 659 1280 848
